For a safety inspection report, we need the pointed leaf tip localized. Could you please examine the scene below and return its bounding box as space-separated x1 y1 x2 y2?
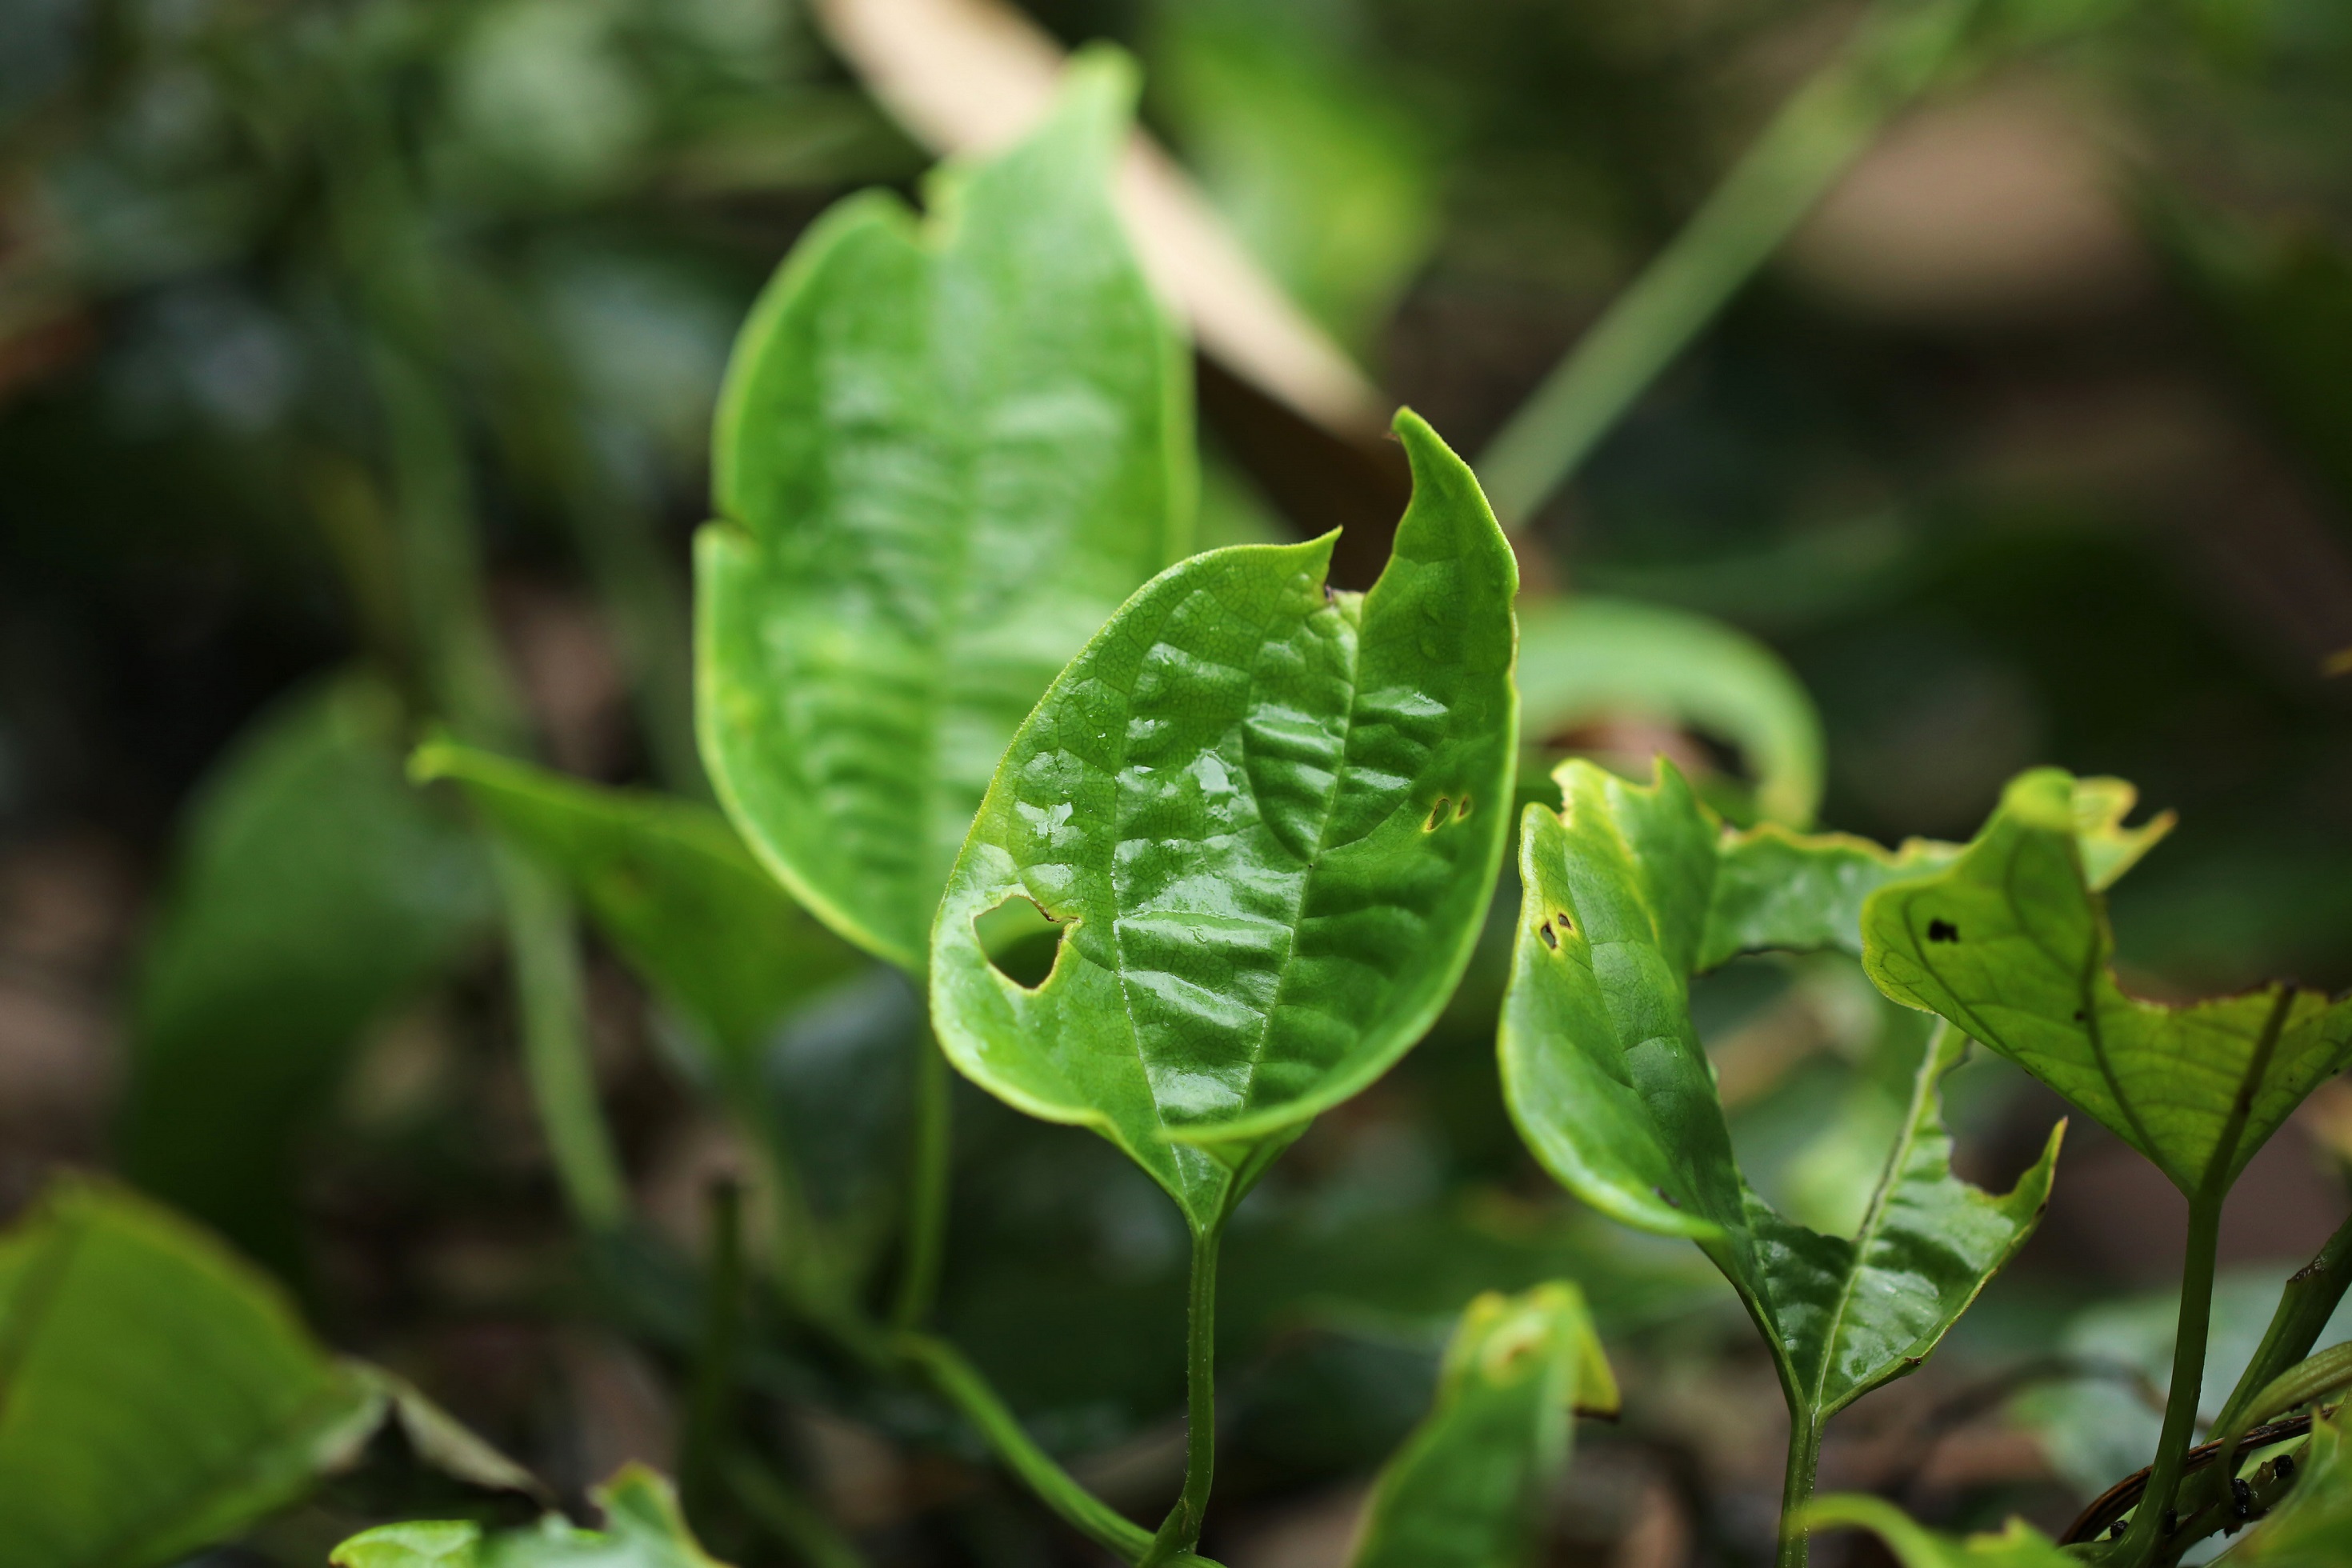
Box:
932 414 1518 1228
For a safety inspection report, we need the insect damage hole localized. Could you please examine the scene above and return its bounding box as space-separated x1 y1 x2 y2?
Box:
1927 918 1960 943
974 894 1068 991
1424 797 1450 831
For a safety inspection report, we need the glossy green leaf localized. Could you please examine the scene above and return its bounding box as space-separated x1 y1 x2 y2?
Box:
410 740 862 1060
334 1466 729 1568
1516 594 1826 826
1500 759 2062 1421
1802 1495 2073 1567
0 1178 385 1568
1862 768 2352 1201
121 673 495 1274
697 48 1192 970
1349 1283 1616 1568
930 410 1518 1230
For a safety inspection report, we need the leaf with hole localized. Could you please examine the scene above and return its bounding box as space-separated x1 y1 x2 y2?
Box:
1349 1282 1616 1568
697 49 1192 970
1862 768 2352 1202
930 410 1518 1231
1500 759 2074 1429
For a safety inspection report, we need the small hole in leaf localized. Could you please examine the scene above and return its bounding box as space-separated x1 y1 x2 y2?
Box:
1555 912 1573 932
1425 798 1450 831
1454 796 1473 822
976 895 1066 991
1927 918 1960 943
1537 923 1558 950
1654 1186 1681 1210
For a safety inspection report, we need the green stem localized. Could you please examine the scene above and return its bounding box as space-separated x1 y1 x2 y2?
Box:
2214 1209 2352 1436
1145 1219 1226 1566
894 1331 1156 1562
682 1178 745 1527
891 1030 951 1329
493 838 628 1232
1473 0 1987 529
2118 1196 2225 1561
1776 1406 1822 1568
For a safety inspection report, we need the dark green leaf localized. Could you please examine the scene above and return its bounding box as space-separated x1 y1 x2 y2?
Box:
697 49 1192 970
1862 768 2352 1200
931 410 1518 1231
1517 594 1826 826
1349 1282 1616 1568
122 674 494 1274
410 740 862 1061
333 1466 730 1568
1501 760 2063 1420
0 1179 383 1568
1802 1495 2073 1567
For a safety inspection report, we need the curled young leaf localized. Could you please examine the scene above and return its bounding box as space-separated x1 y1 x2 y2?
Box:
1862 768 2352 1202
930 410 1518 1230
1501 760 2061 1424
698 49 1192 970
1349 1282 1616 1568
1516 594 1825 827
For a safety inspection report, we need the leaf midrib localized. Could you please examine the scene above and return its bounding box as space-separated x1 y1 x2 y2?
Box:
1799 1025 1949 1417
1228 596 1366 1120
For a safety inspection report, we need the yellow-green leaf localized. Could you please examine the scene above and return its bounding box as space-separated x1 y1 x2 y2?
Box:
1862 768 2352 1200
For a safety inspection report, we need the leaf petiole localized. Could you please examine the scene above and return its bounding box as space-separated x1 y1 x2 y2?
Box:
891 1031 953 1330
1146 1215 1229 1566
892 1330 1158 1562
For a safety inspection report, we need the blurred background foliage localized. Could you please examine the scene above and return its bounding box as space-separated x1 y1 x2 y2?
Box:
6 0 2352 1564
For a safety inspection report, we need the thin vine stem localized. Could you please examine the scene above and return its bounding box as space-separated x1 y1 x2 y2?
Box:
893 1330 1156 1562
1145 1218 1226 1566
891 1030 952 1329
2114 1195 2223 1562
1473 0 1989 530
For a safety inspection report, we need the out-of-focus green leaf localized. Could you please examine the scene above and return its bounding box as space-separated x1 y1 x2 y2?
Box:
1501 759 2062 1422
2150 195 2352 523
334 1466 727 1568
698 49 1192 970
1154 2 1438 348
0 1178 383 1568
1862 768 2352 1200
1349 1282 1616 1568
409 740 862 1062
1516 595 1826 826
1802 1494 2073 1566
930 410 1517 1231
122 673 495 1273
